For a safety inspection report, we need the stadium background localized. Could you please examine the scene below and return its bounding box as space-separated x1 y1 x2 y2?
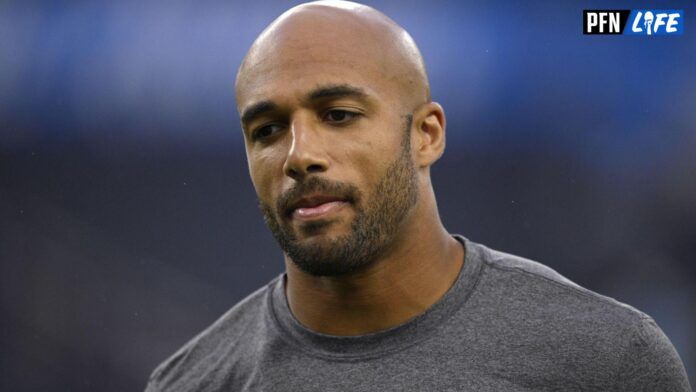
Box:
1 1 694 390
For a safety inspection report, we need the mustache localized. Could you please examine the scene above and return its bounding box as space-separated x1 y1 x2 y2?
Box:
276 177 361 218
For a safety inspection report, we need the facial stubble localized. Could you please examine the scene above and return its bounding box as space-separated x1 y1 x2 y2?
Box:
258 116 418 276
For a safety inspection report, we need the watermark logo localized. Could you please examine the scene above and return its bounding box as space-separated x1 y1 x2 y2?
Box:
583 10 684 35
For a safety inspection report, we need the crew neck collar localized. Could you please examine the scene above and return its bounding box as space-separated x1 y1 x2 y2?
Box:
267 234 485 360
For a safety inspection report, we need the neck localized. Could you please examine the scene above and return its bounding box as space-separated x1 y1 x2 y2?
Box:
284 194 464 336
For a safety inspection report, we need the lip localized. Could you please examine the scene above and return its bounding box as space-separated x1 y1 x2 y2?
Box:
288 195 349 220
293 200 348 220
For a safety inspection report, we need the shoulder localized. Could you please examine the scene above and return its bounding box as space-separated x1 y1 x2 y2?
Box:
469 241 690 390
475 242 645 323
145 275 280 392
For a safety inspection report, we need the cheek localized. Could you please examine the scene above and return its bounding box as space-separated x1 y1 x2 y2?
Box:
355 128 403 171
247 148 286 203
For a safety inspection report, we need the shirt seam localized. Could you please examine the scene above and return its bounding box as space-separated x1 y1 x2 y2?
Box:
483 258 644 320
610 315 652 391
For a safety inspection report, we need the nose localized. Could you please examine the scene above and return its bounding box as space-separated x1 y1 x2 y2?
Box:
282 115 329 180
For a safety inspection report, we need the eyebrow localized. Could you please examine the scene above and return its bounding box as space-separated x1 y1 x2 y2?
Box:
240 101 278 126
240 84 370 127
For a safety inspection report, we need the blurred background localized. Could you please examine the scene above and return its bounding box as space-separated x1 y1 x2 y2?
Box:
1 0 694 390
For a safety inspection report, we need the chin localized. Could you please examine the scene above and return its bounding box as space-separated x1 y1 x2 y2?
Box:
294 217 349 239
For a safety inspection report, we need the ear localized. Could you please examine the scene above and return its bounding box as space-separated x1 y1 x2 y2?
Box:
412 102 446 168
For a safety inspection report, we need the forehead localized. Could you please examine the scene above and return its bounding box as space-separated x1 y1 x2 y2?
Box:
236 24 399 110
238 63 390 112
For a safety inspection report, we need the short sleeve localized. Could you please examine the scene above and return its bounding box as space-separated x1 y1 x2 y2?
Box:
614 316 692 391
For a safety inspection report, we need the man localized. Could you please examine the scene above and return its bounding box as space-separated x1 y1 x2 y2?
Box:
146 1 691 391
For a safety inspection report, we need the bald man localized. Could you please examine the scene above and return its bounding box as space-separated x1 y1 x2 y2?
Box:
145 2 691 391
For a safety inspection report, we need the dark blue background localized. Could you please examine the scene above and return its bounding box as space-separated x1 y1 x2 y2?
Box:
1 1 694 390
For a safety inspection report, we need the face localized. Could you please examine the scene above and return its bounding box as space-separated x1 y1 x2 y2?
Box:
258 114 417 276
237 20 421 276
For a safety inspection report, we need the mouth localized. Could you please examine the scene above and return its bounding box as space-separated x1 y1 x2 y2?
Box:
287 195 350 221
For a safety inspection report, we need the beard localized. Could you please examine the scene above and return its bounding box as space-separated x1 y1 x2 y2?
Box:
258 115 418 276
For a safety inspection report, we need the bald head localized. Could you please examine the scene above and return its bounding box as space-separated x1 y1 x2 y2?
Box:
235 1 430 113
236 1 449 280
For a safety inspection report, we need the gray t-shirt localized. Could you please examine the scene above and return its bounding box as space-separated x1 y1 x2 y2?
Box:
145 235 691 391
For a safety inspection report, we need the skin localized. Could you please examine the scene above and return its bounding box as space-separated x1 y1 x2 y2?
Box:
235 1 464 336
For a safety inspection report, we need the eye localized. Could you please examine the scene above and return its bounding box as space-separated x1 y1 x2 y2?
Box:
252 123 283 141
323 109 360 124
